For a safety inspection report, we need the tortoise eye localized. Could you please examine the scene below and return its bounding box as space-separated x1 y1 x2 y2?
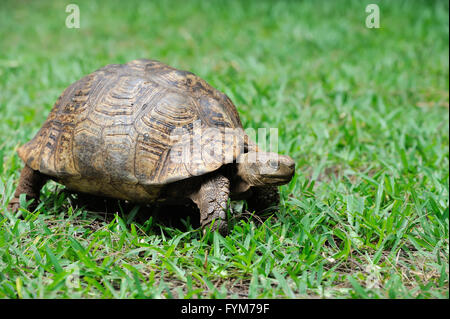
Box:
269 160 279 169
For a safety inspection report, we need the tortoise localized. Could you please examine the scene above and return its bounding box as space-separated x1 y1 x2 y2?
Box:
8 59 295 235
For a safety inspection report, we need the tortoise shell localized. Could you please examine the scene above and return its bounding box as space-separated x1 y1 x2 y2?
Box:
18 59 249 202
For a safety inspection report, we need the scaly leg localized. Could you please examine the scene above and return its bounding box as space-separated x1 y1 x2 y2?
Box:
190 174 230 236
7 165 48 213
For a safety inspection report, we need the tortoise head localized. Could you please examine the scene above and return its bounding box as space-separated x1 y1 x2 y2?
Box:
236 152 295 187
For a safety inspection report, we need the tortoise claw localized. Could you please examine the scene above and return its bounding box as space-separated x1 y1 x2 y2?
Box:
7 198 21 214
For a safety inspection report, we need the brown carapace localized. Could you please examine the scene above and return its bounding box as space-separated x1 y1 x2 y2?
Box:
8 59 295 235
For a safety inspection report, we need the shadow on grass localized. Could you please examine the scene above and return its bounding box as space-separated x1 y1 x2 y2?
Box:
38 188 274 237
56 190 202 233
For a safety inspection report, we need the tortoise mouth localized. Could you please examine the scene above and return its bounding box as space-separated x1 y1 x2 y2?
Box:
260 172 295 185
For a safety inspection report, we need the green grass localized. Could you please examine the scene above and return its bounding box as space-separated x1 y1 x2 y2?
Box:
0 0 448 298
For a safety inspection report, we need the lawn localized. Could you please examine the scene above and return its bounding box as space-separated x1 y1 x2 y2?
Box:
0 0 448 299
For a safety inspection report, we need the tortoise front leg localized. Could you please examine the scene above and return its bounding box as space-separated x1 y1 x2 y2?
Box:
190 174 230 236
246 186 280 216
7 165 48 213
